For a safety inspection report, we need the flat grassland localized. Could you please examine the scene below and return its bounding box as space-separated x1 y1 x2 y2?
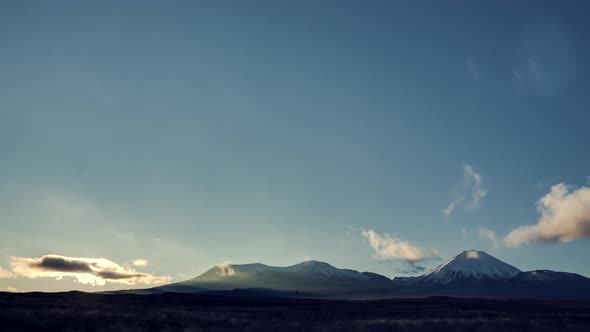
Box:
1 292 589 331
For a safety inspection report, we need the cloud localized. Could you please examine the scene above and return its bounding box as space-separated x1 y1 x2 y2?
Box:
393 261 427 275
512 69 525 86
512 57 558 94
0 266 14 278
467 59 481 81
443 197 465 217
443 164 487 217
362 229 439 263
479 227 499 248
216 262 235 276
10 254 171 286
504 183 590 247
132 259 148 267
6 286 17 292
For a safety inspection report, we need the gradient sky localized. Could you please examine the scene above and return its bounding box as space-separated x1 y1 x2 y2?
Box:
1 0 589 292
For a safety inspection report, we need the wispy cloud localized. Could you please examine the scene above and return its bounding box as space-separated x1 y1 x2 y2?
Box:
443 164 487 217
132 259 149 267
10 254 171 286
479 227 500 248
461 227 468 239
504 183 590 247
443 197 465 217
512 58 548 92
466 59 481 81
393 261 427 275
6 286 17 292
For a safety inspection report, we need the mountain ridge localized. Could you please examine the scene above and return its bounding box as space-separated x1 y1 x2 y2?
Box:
127 250 590 300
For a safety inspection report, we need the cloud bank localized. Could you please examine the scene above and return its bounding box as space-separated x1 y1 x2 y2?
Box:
443 165 487 217
504 184 590 247
10 254 171 286
362 229 438 262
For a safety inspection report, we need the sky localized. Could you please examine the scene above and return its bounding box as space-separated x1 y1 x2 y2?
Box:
1 0 589 292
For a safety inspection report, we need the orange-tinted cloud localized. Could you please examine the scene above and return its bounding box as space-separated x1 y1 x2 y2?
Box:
504 184 590 247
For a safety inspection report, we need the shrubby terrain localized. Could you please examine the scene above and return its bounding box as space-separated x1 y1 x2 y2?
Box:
1 291 589 331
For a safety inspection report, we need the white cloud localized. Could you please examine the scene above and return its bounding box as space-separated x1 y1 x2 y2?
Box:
361 229 438 262
10 254 171 286
504 183 590 247
443 197 465 217
479 227 499 248
6 286 17 292
0 266 14 278
443 164 487 217
132 259 148 267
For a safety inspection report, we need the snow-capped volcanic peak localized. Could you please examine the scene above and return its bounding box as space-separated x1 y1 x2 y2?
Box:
423 250 521 283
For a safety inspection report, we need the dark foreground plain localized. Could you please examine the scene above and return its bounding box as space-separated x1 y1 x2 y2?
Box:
1 292 589 332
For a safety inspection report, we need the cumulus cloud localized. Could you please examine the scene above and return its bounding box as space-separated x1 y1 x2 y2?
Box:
362 229 438 262
132 259 148 267
10 254 171 286
443 164 487 217
0 266 14 278
504 183 590 247
479 227 499 248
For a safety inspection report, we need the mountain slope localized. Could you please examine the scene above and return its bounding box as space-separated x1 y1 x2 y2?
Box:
156 260 395 298
502 270 590 300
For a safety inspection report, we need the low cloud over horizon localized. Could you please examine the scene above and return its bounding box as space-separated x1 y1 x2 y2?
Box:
9 254 171 286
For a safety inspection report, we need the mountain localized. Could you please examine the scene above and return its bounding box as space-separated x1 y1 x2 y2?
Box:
155 260 395 298
502 270 590 300
396 251 590 300
420 250 521 283
394 250 521 297
125 251 590 300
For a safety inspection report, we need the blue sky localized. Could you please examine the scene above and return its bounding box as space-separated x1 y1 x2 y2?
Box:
1 0 589 291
